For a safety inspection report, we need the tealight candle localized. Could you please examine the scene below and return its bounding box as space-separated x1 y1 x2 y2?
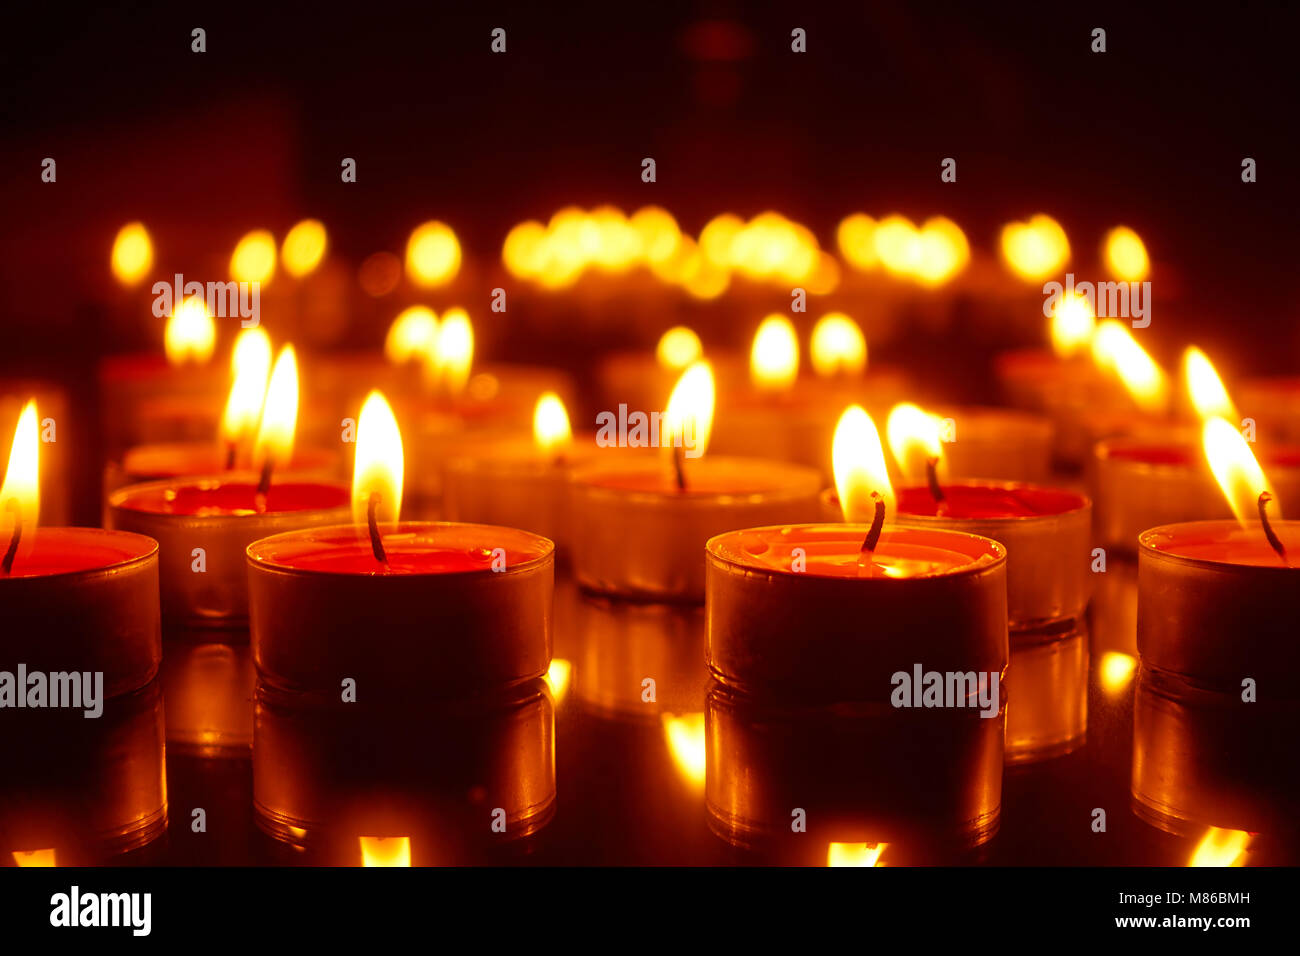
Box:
569 361 823 602
929 406 1053 483
106 440 341 491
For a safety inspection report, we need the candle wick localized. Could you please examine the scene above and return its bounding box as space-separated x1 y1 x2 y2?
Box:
926 456 946 508
860 493 886 555
367 492 389 566
224 442 237 471
1257 491 1289 566
672 442 687 492
254 455 275 513
1 499 21 576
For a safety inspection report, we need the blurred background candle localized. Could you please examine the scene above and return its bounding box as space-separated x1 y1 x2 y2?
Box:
569 361 822 601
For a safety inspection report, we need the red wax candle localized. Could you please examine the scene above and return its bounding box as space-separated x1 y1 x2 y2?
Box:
106 476 351 627
246 522 554 696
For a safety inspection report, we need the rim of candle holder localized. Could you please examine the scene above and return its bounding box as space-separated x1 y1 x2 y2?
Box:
245 520 556 578
106 473 352 523
821 482 1091 524
1138 519 1300 574
0 526 158 582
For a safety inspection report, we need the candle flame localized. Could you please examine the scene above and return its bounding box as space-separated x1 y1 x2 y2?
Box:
352 391 404 527
810 313 867 378
1 401 39 562
1202 416 1277 524
1103 225 1149 281
1050 291 1097 359
230 229 277 285
253 345 299 472
533 392 572 457
1001 214 1070 281
384 306 439 366
164 295 216 366
655 326 703 371
1098 652 1137 693
110 222 153 286
1189 827 1250 867
750 314 799 392
914 217 970 285
1091 320 1167 412
221 328 273 448
833 405 894 522
434 308 474 395
828 843 887 867
661 713 706 788
873 214 922 276
837 213 878 270
664 361 715 459
12 849 56 867
1184 347 1238 422
406 220 461 286
544 659 572 702
886 402 946 480
281 219 328 278
359 836 411 867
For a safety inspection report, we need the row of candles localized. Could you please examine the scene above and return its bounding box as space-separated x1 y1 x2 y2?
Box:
4 211 1293 866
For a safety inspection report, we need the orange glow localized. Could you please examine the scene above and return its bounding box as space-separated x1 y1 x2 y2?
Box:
406 221 462 286
164 294 217 366
360 836 411 867
533 392 572 457
221 328 272 449
810 313 866 378
434 308 474 394
630 206 682 264
1001 214 1070 281
12 849 56 867
655 326 703 371
661 713 706 788
384 306 439 366
664 361 716 458
281 219 328 278
837 213 878 270
699 213 743 267
833 405 894 522
873 214 923 276
1050 291 1097 359
914 216 970 285
1103 226 1149 281
352 391 404 527
545 659 572 702
827 843 887 867
110 222 153 286
1203 416 1277 524
252 346 299 472
1098 652 1137 693
230 229 277 285
1091 320 1167 412
1 401 40 563
1184 347 1238 421
502 220 550 278
886 402 946 481
1189 828 1250 867
750 314 799 392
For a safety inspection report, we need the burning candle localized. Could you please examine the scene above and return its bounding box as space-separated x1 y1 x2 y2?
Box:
106 348 351 628
1 401 161 697
247 391 555 696
1132 417 1300 835
569 361 823 601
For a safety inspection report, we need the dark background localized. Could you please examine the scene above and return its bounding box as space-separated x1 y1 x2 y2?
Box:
2 1 1298 372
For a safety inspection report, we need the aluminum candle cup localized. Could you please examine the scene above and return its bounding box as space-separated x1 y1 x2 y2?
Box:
247 522 554 697
159 634 255 754
1 528 161 699
1133 521 1300 835
253 678 556 857
569 457 823 602
1093 437 1300 553
706 524 1008 704
106 476 351 629
706 683 1004 855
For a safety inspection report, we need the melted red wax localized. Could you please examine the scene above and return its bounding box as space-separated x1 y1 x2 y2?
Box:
896 484 1085 518
116 480 349 517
